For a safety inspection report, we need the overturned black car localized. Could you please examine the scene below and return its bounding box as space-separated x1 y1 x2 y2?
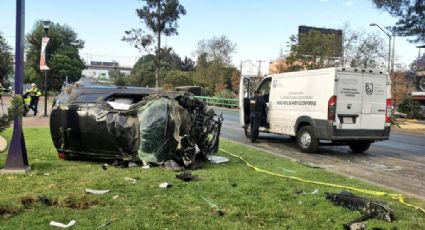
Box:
50 84 223 167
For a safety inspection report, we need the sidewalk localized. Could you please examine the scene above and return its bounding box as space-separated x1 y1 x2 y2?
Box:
392 119 425 135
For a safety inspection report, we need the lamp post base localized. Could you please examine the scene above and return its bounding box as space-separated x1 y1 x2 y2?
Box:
1 166 31 174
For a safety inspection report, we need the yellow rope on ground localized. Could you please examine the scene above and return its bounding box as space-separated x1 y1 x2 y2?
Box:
220 148 425 214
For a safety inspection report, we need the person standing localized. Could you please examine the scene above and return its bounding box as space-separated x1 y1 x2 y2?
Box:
249 90 267 143
25 83 42 116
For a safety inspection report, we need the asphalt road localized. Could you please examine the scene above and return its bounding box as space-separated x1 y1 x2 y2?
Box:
214 107 425 199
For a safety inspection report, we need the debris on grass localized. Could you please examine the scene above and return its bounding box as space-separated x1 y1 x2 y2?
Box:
85 188 110 195
297 160 321 169
97 220 113 229
124 177 138 184
49 220 76 228
164 160 182 171
102 164 108 170
208 155 230 164
345 222 367 230
0 205 20 218
311 189 319 195
326 191 395 229
295 190 306 195
176 171 198 182
201 196 225 216
282 168 296 173
159 182 172 188
112 195 119 200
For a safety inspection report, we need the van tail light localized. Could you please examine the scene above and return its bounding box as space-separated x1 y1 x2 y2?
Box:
328 95 337 121
385 98 392 124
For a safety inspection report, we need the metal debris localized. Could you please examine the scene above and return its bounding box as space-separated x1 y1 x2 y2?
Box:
49 220 76 228
176 172 198 182
85 189 110 195
326 191 395 229
208 155 230 164
159 182 172 188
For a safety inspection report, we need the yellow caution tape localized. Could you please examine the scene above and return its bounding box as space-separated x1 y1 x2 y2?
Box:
220 148 425 214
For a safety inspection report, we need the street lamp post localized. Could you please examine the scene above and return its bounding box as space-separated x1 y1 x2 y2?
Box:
42 21 50 117
369 23 392 73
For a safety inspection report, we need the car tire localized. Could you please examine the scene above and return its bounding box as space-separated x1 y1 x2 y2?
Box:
348 141 371 153
297 126 318 153
416 77 425 92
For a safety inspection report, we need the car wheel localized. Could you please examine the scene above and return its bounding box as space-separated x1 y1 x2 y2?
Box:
297 126 318 153
416 77 425 92
348 141 371 153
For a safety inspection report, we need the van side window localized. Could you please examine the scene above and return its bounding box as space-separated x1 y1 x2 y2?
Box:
257 78 271 102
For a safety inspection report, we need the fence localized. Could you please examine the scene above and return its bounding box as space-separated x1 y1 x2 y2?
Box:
194 96 239 109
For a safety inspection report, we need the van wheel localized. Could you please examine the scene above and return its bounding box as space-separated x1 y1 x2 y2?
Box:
297 126 318 153
244 126 251 139
348 141 371 153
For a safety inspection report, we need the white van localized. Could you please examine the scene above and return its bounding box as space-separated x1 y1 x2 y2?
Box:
239 67 392 153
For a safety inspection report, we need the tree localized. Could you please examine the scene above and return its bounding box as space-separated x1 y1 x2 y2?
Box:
123 0 186 88
163 70 194 86
339 23 387 69
372 0 425 43
26 21 85 92
398 95 422 118
195 35 237 66
193 35 237 94
0 32 13 83
180 56 195 71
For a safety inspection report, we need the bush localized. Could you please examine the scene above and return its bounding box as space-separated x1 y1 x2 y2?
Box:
214 89 234 98
397 96 422 119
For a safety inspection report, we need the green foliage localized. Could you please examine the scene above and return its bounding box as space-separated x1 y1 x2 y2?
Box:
372 0 425 43
0 95 25 132
25 21 85 92
397 96 422 119
214 89 234 98
128 55 157 87
123 0 186 87
164 70 194 87
0 32 13 82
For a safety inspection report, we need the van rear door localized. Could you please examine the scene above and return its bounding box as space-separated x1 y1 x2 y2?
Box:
335 71 387 130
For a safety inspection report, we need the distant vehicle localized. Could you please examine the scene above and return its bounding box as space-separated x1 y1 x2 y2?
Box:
414 71 425 91
239 67 391 153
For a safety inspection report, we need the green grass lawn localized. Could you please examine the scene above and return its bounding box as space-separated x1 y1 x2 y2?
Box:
0 128 424 229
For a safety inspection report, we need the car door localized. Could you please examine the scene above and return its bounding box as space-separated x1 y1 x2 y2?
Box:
239 77 253 127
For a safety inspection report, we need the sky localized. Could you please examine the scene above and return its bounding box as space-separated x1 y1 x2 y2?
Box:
0 0 422 74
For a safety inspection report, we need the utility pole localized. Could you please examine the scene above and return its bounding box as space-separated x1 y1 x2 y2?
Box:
256 60 265 77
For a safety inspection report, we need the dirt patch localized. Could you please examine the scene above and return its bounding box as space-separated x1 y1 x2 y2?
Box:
20 195 101 209
0 205 20 218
